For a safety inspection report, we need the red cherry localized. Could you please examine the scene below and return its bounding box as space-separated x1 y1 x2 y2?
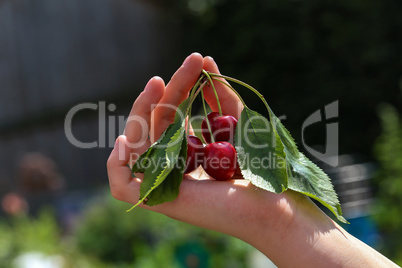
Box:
201 112 219 143
203 141 237 181
185 135 205 173
201 112 238 144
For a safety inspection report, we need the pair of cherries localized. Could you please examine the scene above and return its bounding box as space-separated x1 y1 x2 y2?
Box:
185 112 238 181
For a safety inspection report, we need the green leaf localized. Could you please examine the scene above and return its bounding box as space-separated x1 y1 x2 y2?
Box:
127 98 190 211
146 138 188 206
270 112 347 223
235 107 288 193
138 120 185 200
131 136 166 174
131 106 178 174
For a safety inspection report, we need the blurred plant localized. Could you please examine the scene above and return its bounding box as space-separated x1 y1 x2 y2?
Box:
74 192 255 268
0 209 62 267
0 220 15 266
0 190 257 268
372 103 402 265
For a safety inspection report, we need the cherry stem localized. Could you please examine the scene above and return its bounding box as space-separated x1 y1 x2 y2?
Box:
211 77 248 109
189 74 205 104
186 80 208 118
186 74 206 135
201 88 215 143
202 70 223 116
208 73 275 121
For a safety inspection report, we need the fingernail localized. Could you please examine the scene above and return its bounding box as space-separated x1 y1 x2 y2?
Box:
144 76 158 91
182 52 202 67
182 54 192 66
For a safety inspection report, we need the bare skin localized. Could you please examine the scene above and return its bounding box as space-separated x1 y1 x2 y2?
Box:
107 53 399 267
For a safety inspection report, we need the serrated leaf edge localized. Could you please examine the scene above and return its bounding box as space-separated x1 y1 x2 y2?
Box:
236 107 288 193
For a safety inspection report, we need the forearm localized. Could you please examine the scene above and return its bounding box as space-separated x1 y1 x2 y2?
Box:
244 191 399 267
297 223 398 267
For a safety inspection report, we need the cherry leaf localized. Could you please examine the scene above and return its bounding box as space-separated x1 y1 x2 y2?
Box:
235 107 288 193
128 98 190 210
145 138 187 206
269 111 347 223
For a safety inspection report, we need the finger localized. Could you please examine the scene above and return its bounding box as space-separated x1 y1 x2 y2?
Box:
107 135 141 203
123 77 165 148
151 53 204 142
203 56 243 118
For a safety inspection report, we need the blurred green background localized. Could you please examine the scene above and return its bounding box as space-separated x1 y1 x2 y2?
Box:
0 0 401 267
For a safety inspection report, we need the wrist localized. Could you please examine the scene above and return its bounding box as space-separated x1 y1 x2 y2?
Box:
242 190 398 267
239 190 338 266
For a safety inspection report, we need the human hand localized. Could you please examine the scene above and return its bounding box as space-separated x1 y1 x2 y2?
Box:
107 52 293 236
107 53 397 267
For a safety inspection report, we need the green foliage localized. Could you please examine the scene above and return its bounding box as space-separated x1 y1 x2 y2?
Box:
0 221 16 266
0 210 62 267
132 98 190 208
372 104 402 265
11 211 61 254
146 140 187 206
272 117 346 223
74 193 254 267
0 194 255 267
235 107 288 193
0 210 112 268
234 106 345 222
